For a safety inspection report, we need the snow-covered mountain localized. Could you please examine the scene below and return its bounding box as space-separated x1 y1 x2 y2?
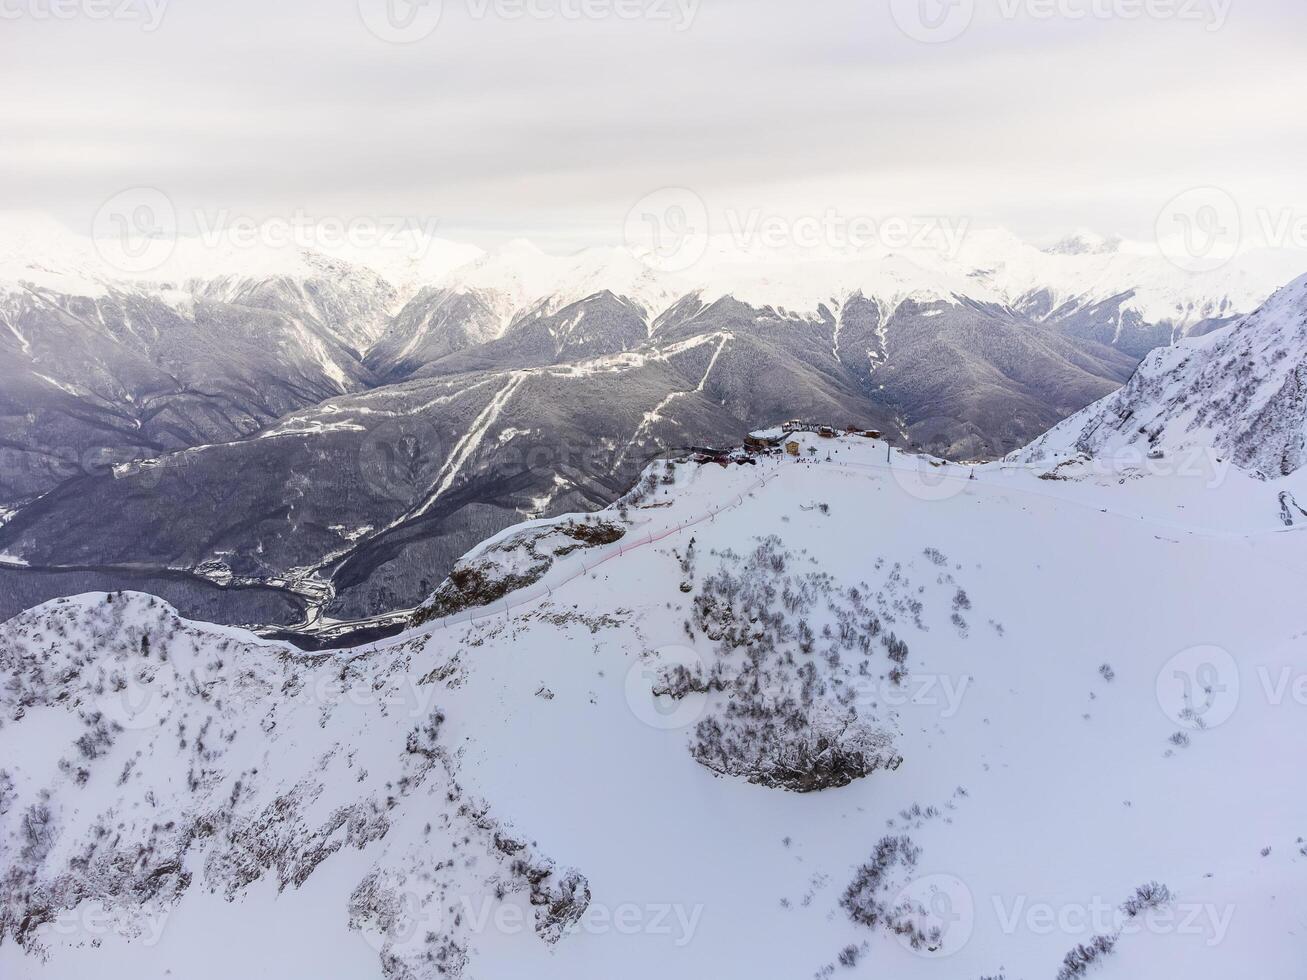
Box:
1018 273 1307 481
367 227 1306 375
3 213 1303 633
0 216 475 506
4 433 1306 980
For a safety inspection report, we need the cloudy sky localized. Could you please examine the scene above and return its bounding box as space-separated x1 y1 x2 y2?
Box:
2 0 1304 251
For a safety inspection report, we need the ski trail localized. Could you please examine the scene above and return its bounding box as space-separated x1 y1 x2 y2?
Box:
2 311 31 355
872 297 891 364
418 373 526 513
615 332 731 467
695 332 730 392
831 302 844 365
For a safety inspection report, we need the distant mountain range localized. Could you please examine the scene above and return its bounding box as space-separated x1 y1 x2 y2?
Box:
1 214 1302 631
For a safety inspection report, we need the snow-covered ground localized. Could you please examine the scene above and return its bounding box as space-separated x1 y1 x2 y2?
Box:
4 431 1305 980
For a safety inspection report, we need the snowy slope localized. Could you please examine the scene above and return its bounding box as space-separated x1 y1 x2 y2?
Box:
4 434 1306 980
1018 273 1307 480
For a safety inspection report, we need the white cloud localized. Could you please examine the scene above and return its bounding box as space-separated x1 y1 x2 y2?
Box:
1 0 1303 250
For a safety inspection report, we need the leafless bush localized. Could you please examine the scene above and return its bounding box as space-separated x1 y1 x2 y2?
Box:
1056 934 1117 980
1121 881 1172 918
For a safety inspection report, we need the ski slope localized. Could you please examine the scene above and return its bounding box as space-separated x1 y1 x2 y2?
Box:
3 433 1305 980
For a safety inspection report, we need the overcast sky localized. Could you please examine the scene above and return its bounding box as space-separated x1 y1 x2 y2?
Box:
2 0 1304 251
